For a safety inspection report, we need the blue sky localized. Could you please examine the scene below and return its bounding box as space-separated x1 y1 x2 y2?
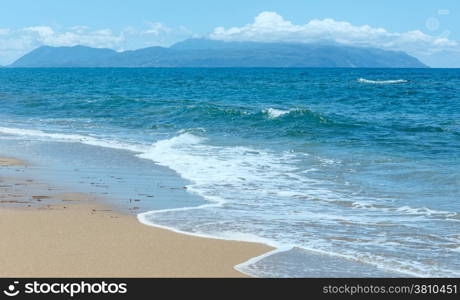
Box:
1 0 460 66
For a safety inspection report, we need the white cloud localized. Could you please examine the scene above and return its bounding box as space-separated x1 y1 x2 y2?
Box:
0 26 124 64
210 11 460 57
23 26 55 37
0 23 190 65
143 22 172 36
70 25 90 34
21 26 123 48
0 28 11 35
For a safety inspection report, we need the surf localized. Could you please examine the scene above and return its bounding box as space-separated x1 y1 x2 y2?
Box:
358 78 408 84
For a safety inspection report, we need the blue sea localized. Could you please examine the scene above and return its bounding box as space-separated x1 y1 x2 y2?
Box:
0 68 459 277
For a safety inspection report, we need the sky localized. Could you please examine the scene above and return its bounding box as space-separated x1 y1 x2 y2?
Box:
1 0 460 67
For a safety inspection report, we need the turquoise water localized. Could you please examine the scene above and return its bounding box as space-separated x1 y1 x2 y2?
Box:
0 68 459 277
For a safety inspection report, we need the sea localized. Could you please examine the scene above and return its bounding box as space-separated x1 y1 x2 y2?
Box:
0 68 459 277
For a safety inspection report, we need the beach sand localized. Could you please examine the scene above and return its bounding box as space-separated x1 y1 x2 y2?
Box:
0 157 272 277
0 157 26 166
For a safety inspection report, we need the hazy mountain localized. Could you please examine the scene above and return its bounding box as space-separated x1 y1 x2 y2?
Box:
11 46 118 67
10 39 427 68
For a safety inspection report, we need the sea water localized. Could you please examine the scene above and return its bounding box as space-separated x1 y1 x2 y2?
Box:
0 68 459 277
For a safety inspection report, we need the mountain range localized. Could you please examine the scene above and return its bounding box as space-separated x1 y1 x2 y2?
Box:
9 38 427 68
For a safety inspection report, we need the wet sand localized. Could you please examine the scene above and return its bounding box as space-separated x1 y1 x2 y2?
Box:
0 157 272 277
0 157 26 166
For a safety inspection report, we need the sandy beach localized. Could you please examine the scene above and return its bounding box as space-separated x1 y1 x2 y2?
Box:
0 157 272 277
0 157 26 166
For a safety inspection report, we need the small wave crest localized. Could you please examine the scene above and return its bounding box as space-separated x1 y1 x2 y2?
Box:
261 108 334 127
358 78 408 84
263 108 291 119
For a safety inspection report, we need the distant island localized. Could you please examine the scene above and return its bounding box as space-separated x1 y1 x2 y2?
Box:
9 38 427 68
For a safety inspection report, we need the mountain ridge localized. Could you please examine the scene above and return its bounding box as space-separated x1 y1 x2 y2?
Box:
9 38 428 68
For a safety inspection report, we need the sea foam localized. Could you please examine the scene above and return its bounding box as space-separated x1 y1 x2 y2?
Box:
0 126 145 153
358 78 408 84
263 108 291 119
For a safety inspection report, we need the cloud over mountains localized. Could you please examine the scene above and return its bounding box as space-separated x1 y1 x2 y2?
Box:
1 11 459 66
210 12 458 56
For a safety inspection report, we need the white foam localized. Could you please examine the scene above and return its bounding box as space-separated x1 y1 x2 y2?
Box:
235 247 294 277
395 205 458 218
358 78 408 84
0 126 145 153
134 133 458 224
138 206 281 249
137 132 297 187
237 239 460 277
317 156 341 165
263 108 291 119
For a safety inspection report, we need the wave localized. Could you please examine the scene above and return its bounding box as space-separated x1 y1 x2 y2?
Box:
263 108 291 119
358 78 408 84
2 126 458 222
0 126 145 153
395 206 459 219
260 108 347 131
3 125 456 220
170 104 336 126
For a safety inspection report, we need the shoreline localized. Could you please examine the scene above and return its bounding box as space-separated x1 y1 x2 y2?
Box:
0 157 273 277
